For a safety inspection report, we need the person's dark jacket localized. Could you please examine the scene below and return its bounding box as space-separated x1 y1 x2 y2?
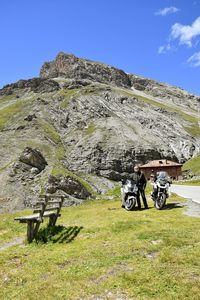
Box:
130 171 147 190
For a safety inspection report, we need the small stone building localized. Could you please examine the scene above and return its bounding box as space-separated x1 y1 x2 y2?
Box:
140 159 182 180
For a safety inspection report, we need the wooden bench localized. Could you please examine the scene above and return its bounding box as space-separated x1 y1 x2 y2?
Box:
15 195 66 243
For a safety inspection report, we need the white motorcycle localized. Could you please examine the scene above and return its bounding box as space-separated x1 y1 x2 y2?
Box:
151 172 170 210
121 179 138 211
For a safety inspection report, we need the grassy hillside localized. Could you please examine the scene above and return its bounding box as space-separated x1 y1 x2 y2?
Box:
176 155 200 186
0 195 200 300
183 154 200 176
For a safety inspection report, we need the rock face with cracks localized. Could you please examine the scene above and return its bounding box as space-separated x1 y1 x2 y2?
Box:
40 52 131 88
19 147 48 171
46 175 91 199
0 52 200 211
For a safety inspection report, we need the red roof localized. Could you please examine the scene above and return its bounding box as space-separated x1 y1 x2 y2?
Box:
140 159 182 168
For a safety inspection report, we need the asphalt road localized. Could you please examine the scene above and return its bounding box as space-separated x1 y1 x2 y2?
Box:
171 185 200 204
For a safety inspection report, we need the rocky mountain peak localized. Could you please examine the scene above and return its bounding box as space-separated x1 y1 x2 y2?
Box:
40 52 131 88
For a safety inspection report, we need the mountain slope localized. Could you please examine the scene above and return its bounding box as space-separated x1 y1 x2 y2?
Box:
0 52 200 211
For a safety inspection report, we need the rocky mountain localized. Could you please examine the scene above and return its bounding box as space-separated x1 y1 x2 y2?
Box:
0 52 200 212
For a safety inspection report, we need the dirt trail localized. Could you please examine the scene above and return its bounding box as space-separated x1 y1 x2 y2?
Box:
184 200 200 218
0 237 24 251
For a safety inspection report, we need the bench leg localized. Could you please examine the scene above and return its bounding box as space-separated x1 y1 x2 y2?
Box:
27 221 35 243
34 222 41 238
49 215 57 227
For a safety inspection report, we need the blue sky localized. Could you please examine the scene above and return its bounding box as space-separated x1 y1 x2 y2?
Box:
0 0 200 95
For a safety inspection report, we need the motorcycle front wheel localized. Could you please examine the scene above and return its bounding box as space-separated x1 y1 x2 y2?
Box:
154 193 166 210
125 197 136 211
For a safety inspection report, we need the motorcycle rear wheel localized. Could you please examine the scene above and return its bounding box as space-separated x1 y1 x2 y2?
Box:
154 193 166 210
125 197 136 211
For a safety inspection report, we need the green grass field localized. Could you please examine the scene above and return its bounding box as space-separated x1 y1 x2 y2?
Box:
0 193 200 300
183 154 200 176
180 154 200 186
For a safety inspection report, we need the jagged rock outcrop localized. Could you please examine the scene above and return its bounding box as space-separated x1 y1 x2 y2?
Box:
0 78 60 95
46 175 91 199
19 147 48 171
40 52 131 88
129 74 200 111
8 148 48 188
0 52 200 211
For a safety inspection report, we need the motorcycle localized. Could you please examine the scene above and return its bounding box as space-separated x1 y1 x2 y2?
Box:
151 174 170 210
121 179 138 211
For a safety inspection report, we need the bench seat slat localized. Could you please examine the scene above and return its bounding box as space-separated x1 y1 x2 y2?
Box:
33 206 59 213
14 212 61 222
33 201 61 210
43 211 61 217
15 213 40 220
15 214 40 222
35 201 46 205
45 206 60 211
47 200 63 204
39 195 67 199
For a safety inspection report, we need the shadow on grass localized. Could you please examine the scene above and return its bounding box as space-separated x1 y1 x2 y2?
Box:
35 225 83 244
162 202 184 210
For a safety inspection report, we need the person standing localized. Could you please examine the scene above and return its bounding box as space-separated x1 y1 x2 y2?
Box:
131 165 148 209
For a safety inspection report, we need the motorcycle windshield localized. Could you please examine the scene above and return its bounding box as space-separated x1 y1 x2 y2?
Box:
125 179 136 186
124 179 137 193
157 171 168 180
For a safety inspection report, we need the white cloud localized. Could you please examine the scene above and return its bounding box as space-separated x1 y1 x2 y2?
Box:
171 16 200 47
158 46 165 54
158 44 172 54
155 6 179 16
187 52 200 66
